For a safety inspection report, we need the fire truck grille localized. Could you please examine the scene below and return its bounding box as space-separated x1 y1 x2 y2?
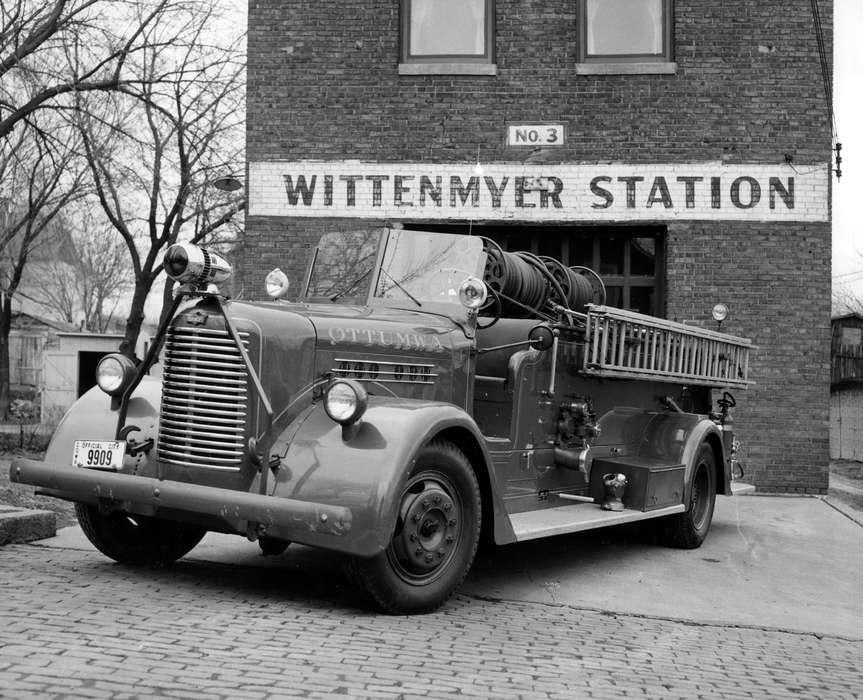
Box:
158 325 250 471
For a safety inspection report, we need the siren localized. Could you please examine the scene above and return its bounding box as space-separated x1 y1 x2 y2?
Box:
164 243 232 287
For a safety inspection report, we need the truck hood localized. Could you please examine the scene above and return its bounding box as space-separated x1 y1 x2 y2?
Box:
224 300 471 410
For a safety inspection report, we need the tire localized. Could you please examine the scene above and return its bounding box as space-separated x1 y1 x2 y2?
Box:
350 439 482 614
75 503 206 566
659 443 717 549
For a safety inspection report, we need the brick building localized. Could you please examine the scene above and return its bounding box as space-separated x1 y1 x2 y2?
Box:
244 1 834 492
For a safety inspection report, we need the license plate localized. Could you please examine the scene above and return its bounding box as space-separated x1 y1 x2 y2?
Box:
72 440 126 470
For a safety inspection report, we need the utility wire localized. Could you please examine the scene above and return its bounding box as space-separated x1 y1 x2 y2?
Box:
810 0 837 139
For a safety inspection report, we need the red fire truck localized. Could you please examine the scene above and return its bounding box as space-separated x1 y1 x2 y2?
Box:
11 228 751 613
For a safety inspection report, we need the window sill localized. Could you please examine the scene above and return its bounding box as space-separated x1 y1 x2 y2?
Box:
398 62 498 76
575 62 677 75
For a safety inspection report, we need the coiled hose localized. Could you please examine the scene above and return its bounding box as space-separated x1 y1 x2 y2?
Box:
481 238 605 319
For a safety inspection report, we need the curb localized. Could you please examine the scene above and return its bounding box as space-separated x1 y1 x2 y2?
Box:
0 505 57 545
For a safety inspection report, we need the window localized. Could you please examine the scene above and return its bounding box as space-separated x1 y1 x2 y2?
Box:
577 0 675 74
400 0 496 75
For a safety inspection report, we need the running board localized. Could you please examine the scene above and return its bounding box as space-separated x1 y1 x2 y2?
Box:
509 503 685 542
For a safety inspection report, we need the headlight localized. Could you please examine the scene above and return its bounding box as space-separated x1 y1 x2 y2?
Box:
265 268 290 299
96 353 136 396
458 276 487 310
324 379 368 425
164 242 232 287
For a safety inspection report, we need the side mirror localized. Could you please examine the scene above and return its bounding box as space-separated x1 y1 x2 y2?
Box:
528 325 555 351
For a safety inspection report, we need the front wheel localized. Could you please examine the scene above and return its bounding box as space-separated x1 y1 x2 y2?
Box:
350 439 481 614
658 443 717 549
75 503 206 566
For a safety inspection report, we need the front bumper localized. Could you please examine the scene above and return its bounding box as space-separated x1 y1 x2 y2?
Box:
10 458 352 539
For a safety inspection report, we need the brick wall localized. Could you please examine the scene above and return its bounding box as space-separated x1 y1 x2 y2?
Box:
245 0 834 492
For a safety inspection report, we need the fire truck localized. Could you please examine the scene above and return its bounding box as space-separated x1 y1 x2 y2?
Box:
11 228 751 613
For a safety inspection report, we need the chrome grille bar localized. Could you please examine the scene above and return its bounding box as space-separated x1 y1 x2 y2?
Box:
158 325 250 470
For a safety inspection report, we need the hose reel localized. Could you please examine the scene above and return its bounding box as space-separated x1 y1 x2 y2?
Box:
481 238 606 320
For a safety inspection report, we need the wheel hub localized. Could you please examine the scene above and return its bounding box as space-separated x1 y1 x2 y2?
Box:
393 479 459 576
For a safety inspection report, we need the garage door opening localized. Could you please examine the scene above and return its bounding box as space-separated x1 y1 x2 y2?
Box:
403 223 666 316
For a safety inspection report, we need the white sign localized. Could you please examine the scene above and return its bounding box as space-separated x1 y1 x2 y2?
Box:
249 161 829 223
507 124 565 147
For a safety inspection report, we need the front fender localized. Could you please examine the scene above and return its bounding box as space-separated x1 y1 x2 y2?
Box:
269 397 500 556
43 377 162 468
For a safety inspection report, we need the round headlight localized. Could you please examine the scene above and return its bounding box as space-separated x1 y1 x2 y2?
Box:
265 268 290 299
324 379 368 425
96 353 136 396
458 276 488 310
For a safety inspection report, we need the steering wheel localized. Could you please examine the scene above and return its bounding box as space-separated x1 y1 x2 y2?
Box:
718 391 736 409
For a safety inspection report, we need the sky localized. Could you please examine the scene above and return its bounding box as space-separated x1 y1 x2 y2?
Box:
832 0 863 296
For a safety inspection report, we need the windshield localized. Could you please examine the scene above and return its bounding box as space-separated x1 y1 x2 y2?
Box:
373 230 485 307
305 230 381 301
305 228 486 309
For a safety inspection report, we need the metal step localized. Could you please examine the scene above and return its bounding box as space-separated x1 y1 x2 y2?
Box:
509 501 685 542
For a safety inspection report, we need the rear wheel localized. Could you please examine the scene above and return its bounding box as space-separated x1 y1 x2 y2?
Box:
350 439 481 614
75 503 206 566
659 443 717 549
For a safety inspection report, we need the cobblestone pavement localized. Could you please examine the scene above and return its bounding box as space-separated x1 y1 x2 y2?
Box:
1 543 861 699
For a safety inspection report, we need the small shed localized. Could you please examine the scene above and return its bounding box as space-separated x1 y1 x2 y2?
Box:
41 332 127 423
830 313 863 461
9 312 75 392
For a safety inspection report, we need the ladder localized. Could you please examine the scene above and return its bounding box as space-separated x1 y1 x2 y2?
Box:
582 305 752 388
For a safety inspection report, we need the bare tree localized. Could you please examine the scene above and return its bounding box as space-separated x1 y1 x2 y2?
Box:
29 210 132 332
0 0 202 142
0 118 88 417
77 2 245 358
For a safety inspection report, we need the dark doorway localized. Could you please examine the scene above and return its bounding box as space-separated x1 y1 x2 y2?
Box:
78 351 110 397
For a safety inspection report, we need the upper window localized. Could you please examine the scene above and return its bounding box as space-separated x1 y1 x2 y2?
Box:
400 0 495 74
578 0 674 72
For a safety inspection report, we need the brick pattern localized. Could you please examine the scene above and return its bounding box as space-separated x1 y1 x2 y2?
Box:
1 544 861 698
243 1 834 491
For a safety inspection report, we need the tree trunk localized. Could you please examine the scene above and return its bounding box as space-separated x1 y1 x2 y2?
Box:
0 293 12 420
160 278 176 326
120 281 151 361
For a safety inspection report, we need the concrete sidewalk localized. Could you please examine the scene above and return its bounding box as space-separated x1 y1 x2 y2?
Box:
34 494 863 640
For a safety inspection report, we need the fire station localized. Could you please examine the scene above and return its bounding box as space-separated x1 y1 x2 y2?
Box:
243 0 834 493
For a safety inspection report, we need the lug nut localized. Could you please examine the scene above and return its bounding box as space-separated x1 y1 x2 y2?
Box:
425 553 433 562
422 499 430 509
